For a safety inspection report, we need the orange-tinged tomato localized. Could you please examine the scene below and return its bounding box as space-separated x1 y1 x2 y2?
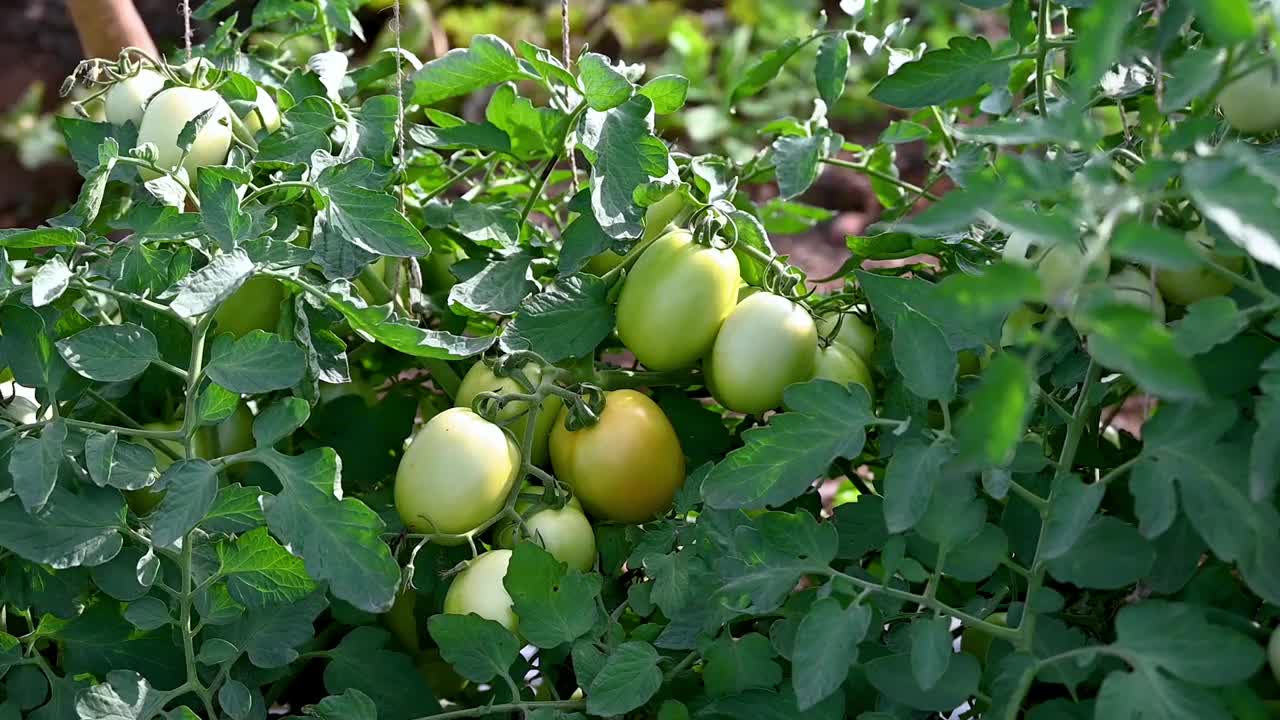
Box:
549 390 685 524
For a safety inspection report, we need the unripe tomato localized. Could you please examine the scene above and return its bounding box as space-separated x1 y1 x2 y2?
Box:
706 292 817 414
104 69 165 127
1001 306 1045 347
136 86 232 181
961 612 1008 666
1106 268 1165 322
495 488 595 572
616 229 740 371
816 310 875 362
214 402 255 457
1219 64 1280 134
443 549 517 632
549 390 685 523
394 408 520 539
1156 227 1243 306
421 244 462 292
584 249 625 276
1004 233 1110 305
1269 625 1280 685
238 86 281 137
813 343 872 393
454 361 562 467
386 589 420 654
584 190 686 275
493 483 583 547
213 277 284 338
126 420 214 515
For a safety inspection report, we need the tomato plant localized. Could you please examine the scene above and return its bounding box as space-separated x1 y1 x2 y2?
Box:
1 1 1279 719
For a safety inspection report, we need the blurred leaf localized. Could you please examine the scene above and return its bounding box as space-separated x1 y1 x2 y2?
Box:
1172 297 1248 356
1076 303 1205 401
870 37 1007 108
410 35 535 105
955 354 1033 466
730 38 806 105
323 626 440 718
815 34 851 106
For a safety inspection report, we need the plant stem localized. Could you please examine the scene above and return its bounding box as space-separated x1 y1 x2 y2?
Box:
1034 0 1050 116
821 157 940 201
824 568 1021 642
410 700 587 720
422 154 495 201
593 368 702 390
519 103 588 229
72 280 194 326
242 180 314 205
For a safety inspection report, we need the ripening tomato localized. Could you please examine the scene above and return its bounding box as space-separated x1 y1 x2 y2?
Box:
706 292 817 414
1105 268 1166 322
443 549 517 632
1156 227 1243 306
104 69 166 126
816 310 875 362
394 408 520 539
549 390 685 524
615 229 740 371
238 86 281 138
213 277 284 338
136 86 232 181
813 343 872 392
454 361 562 467
497 500 596 572
1219 64 1280 134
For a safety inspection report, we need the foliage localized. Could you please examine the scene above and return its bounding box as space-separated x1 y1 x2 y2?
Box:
2 0 1280 719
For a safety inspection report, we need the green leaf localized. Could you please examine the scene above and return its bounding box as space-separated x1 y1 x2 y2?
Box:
0 227 83 249
1189 0 1254 44
1183 147 1280 272
939 262 1041 320
730 38 806 104
1110 220 1203 270
586 642 663 716
579 53 635 111
832 496 889 560
201 484 267 535
303 689 377 720
448 252 534 316
504 542 602 648
870 37 1006 108
892 311 956 401
1068 0 1142 103
857 270 1001 350
410 35 535 105
60 602 184 688
75 670 166 720
1076 302 1205 401
882 440 951 534
955 354 1032 466
10 421 67 512
259 449 400 613
1113 601 1263 685
791 598 871 709
1173 297 1248 356
500 274 614 362
123 597 171 631
772 130 840 200
252 398 311 447
312 157 431 258
90 547 155 601
1045 516 1155 589
1096 666 1229 720
319 289 494 360
218 527 317 608
1039 474 1105 561
205 331 306 394
703 633 783 697
449 199 521 251
909 616 954 692
31 257 71 307
169 249 254 318
198 171 253 252
150 460 219 548
0 487 122 568
207 592 326 669
426 614 520 683
408 121 511 153
701 380 873 509
865 652 981 711
56 324 158 382
255 97 337 166
579 95 671 239
815 34 851 106
1163 47 1226 112
639 75 689 114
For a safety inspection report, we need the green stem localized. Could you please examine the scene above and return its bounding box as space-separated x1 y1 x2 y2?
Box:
593 368 702 390
242 180 314 205
824 568 1021 642
821 157 940 201
1097 455 1140 486
422 154 496 201
410 700 587 720
72 280 194 326
1034 0 1051 116
113 157 202 210
519 103 588 229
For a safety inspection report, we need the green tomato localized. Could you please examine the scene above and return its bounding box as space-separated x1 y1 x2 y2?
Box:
104 69 165 127
813 343 872 393
816 310 875 362
136 86 232 182
1269 625 1280 685
1105 267 1166 322
616 229 741 371
961 612 1008 666
1156 227 1242 306
1004 233 1110 305
497 502 596 572
213 403 255 457
213 277 284 338
492 483 584 547
1001 306 1045 347
385 589 420 654
584 249 625 276
707 292 817 414
422 244 462 292
394 407 520 540
454 361 562 467
1219 64 1280 134
443 549 517 632
237 85 281 139
549 390 685 524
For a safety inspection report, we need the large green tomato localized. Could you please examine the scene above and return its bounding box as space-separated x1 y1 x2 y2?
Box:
394 408 520 539
454 361 562 467
549 390 685 523
497 500 596 572
816 310 875 362
443 549 517 632
813 343 872 393
584 189 686 275
1156 227 1243 306
386 589 420 654
1105 267 1166 322
213 277 284 338
1219 64 1280 134
237 86 281 138
136 87 232 181
615 229 741 371
1269 625 1280 685
707 292 817 414
104 69 165 127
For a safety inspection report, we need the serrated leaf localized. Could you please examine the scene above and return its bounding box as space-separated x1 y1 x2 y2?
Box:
56 324 158 382
426 614 519 683
870 37 1006 108
169 250 254 318
218 527 317 608
500 274 614 362
410 35 534 105
205 331 306 394
578 95 671 239
702 381 873 509
149 460 219 548
504 542 602 648
586 642 662 717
